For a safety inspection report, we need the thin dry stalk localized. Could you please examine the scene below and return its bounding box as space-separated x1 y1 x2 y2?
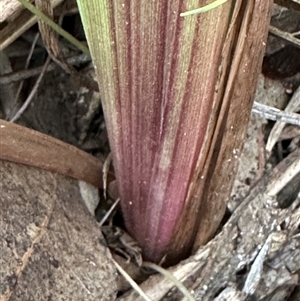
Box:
10 56 51 122
265 86 300 152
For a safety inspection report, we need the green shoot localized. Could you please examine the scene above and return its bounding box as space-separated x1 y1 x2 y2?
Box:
180 0 228 16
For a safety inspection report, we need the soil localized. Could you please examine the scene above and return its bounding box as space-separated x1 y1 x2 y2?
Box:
10 60 110 160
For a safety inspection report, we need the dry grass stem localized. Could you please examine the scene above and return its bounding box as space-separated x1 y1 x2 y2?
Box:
252 101 300 127
0 54 91 85
10 56 51 122
8 33 40 120
98 198 120 227
269 25 300 48
142 262 196 301
113 259 152 301
265 86 300 152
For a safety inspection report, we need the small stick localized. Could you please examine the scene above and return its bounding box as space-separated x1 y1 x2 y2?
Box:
269 25 300 48
252 101 300 126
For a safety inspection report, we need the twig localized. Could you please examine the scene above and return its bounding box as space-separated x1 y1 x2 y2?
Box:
266 153 300 197
269 25 300 48
0 54 91 85
274 0 300 13
9 33 40 120
10 56 51 122
266 85 300 152
252 101 300 126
